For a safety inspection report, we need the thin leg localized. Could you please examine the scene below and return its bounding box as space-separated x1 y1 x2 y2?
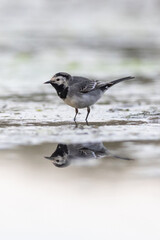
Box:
85 107 90 125
74 108 78 122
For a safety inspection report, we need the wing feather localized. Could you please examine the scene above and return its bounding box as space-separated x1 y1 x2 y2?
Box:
80 80 108 93
70 76 107 93
80 80 97 93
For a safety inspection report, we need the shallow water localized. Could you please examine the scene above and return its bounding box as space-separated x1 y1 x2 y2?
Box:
1 140 160 240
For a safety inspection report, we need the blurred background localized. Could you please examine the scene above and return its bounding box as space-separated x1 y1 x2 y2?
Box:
0 0 160 94
0 1 160 240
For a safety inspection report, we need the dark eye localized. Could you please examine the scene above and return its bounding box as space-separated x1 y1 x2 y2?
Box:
57 78 60 81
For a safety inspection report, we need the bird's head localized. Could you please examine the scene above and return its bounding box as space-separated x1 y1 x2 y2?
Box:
44 72 71 87
45 144 70 168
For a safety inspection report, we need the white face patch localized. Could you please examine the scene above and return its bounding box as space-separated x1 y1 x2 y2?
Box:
51 154 68 166
51 76 68 87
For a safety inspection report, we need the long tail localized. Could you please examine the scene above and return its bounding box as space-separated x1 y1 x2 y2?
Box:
101 76 135 90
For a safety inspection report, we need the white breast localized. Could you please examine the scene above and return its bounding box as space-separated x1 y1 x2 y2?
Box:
64 97 76 108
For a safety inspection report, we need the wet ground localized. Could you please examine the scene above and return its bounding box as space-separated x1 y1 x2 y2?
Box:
0 74 159 147
0 0 160 239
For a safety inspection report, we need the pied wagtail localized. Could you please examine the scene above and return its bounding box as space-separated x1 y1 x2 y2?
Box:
45 142 132 168
44 72 134 123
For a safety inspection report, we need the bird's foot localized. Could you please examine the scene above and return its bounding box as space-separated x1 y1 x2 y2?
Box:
85 119 89 126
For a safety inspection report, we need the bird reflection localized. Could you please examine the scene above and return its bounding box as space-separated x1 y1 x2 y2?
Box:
45 142 132 168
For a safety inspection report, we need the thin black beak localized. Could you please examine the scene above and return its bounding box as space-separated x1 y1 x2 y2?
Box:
44 80 51 84
44 156 51 160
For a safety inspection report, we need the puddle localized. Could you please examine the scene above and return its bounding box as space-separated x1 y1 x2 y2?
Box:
0 139 160 239
1 140 159 172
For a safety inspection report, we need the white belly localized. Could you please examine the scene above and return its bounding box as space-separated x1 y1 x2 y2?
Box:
64 91 103 109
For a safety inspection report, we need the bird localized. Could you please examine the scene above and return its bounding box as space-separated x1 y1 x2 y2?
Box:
44 72 134 124
45 142 132 168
